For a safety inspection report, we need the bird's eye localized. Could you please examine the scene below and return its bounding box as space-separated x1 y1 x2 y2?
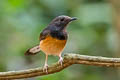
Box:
60 18 64 21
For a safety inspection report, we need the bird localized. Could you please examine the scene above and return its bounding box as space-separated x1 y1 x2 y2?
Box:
25 15 77 72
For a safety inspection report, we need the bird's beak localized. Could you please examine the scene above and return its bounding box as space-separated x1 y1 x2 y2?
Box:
70 17 77 21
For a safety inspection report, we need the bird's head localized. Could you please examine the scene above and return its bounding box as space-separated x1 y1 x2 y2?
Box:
48 15 77 30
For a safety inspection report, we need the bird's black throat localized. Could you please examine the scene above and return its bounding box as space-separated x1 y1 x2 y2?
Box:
50 30 68 40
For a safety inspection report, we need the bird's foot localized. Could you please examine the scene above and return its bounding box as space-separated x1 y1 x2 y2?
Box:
58 57 63 66
43 63 48 73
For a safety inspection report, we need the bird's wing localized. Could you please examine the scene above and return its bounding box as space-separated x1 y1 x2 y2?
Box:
39 28 50 41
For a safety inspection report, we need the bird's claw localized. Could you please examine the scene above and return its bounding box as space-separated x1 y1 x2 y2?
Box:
43 64 48 73
58 57 63 66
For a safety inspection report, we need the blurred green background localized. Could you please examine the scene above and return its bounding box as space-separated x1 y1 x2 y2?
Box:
0 0 120 80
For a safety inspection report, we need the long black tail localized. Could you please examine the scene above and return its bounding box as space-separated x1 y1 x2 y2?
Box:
25 45 40 55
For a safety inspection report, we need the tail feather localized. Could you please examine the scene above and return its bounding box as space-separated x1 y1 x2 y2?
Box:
25 45 40 55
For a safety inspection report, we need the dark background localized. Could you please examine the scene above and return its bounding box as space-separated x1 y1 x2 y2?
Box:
0 0 120 80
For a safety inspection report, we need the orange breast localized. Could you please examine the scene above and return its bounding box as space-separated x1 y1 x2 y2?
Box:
40 36 67 56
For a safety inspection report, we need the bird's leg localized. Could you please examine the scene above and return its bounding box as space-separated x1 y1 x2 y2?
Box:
43 55 48 73
58 54 63 66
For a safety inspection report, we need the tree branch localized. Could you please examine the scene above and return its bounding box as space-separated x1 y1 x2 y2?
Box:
1 53 120 79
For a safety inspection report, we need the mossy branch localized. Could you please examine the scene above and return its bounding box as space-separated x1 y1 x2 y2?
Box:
0 53 120 79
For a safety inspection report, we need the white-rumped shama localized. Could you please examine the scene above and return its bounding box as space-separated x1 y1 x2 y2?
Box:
25 15 77 72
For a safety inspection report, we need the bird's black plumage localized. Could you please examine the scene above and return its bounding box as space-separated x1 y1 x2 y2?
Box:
50 30 68 40
40 26 68 41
